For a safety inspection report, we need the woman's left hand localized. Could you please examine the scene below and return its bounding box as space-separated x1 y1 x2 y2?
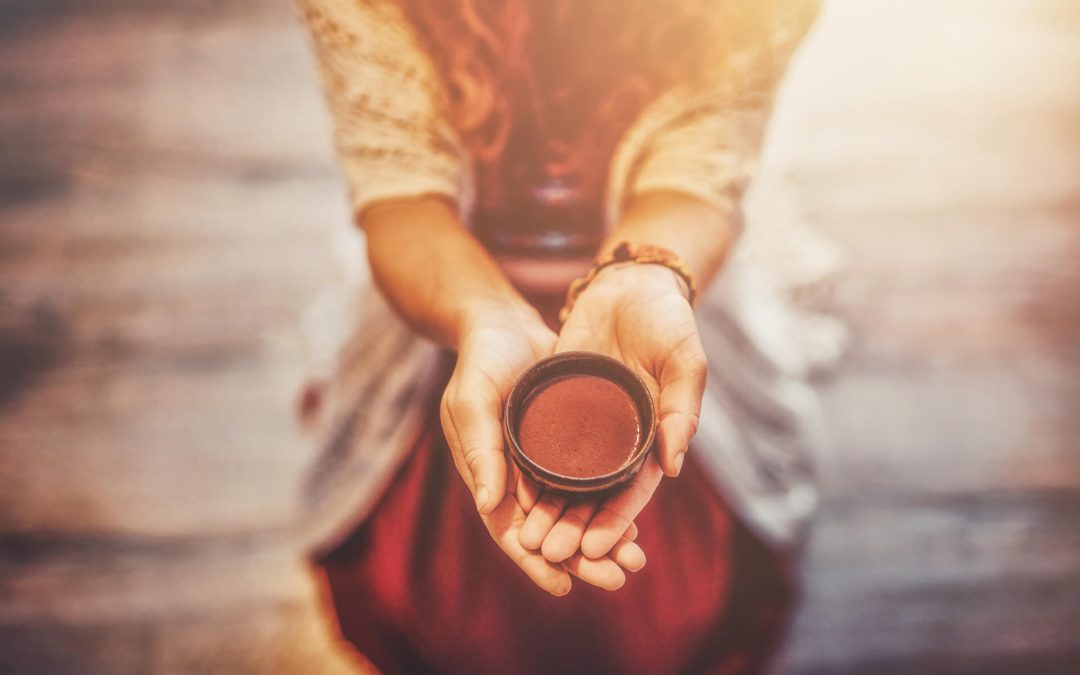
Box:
518 262 709 562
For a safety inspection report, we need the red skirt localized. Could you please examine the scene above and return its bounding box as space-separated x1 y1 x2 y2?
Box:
317 404 795 674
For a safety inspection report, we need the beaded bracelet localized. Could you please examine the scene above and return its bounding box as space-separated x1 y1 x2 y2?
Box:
558 241 697 324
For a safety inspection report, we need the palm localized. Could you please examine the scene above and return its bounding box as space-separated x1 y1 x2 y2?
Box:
558 280 699 390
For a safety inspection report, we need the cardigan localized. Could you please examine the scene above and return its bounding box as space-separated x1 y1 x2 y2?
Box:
294 0 842 554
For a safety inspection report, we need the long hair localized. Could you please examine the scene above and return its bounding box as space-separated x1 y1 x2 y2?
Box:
396 0 769 208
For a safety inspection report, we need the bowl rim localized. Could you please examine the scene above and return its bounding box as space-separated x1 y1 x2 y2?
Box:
503 351 657 493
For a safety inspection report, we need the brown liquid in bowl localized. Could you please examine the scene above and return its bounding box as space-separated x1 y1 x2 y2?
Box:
517 374 641 478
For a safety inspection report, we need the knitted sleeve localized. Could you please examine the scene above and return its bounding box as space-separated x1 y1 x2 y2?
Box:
606 0 822 228
296 0 470 218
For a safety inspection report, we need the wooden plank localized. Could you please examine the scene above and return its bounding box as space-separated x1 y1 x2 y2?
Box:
769 1 1080 672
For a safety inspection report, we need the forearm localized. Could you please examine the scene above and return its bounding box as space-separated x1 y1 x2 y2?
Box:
602 190 738 293
360 196 541 348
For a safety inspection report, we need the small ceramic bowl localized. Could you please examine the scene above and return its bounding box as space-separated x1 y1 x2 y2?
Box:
503 351 656 494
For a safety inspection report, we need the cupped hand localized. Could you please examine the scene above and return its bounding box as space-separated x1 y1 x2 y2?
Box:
440 303 645 595
519 263 708 563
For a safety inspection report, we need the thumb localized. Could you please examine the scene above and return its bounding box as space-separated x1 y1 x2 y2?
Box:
440 376 508 513
656 337 707 477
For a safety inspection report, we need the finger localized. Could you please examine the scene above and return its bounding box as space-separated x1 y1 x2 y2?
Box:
519 491 568 551
514 471 542 513
440 378 507 514
624 520 639 542
542 500 598 563
610 537 647 573
564 553 626 591
657 335 708 476
482 493 572 596
516 551 573 597
580 458 664 559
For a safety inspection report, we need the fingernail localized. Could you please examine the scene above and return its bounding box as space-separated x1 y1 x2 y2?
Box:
552 578 572 597
476 486 490 512
674 451 686 476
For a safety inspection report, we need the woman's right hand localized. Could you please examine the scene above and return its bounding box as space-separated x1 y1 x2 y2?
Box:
440 302 645 595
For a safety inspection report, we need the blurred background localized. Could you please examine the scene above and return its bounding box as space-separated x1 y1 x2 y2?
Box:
0 0 1077 673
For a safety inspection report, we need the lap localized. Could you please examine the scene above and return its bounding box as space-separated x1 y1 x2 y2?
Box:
318 407 793 675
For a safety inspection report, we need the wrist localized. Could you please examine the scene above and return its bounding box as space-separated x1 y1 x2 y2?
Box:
590 262 691 302
455 296 547 349
560 241 696 324
609 190 738 295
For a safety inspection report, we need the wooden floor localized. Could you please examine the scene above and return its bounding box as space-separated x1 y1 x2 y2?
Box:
0 0 1077 673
